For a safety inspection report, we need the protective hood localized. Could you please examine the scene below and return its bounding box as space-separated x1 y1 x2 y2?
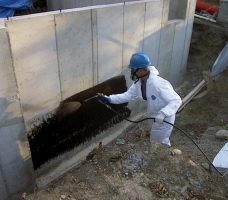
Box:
148 66 159 76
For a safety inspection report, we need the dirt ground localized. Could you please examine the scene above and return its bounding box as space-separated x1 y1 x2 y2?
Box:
22 11 228 200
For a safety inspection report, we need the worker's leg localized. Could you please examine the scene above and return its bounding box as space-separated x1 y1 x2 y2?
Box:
149 115 175 146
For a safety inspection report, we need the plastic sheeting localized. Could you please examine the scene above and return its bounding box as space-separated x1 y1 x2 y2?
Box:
211 42 228 80
213 142 228 177
0 0 32 18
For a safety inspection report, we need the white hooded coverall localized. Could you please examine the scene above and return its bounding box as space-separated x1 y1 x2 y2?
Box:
108 66 182 146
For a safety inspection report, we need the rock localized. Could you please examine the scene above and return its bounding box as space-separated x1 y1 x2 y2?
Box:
60 195 67 199
201 162 210 171
109 155 122 162
191 179 201 186
21 193 27 200
171 148 182 155
115 138 125 145
122 152 148 175
215 130 228 140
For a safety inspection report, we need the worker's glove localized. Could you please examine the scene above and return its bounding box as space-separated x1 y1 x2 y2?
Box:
155 112 166 124
98 94 110 103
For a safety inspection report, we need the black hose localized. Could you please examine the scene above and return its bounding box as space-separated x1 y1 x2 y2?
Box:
99 101 223 176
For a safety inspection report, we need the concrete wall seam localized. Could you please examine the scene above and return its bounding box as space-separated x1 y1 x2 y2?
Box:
92 9 99 86
54 14 63 101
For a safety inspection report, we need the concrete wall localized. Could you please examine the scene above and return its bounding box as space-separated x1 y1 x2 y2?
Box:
0 0 196 198
0 26 35 199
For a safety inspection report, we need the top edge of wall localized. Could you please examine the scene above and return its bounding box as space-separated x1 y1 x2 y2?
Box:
2 3 123 21
57 3 123 12
126 0 161 4
2 0 161 21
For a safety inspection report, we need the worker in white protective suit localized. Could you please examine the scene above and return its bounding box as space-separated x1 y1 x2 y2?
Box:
98 52 182 146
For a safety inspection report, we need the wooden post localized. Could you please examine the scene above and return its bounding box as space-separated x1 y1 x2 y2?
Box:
202 70 215 90
178 80 206 112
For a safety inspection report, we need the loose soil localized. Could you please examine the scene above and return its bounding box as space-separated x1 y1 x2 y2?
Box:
22 8 228 200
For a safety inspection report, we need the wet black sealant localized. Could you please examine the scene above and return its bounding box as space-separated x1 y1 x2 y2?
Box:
28 75 131 170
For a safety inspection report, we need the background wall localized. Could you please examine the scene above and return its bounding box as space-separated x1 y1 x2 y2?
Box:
0 0 196 199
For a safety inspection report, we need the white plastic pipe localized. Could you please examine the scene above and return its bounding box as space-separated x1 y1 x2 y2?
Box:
194 13 216 23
